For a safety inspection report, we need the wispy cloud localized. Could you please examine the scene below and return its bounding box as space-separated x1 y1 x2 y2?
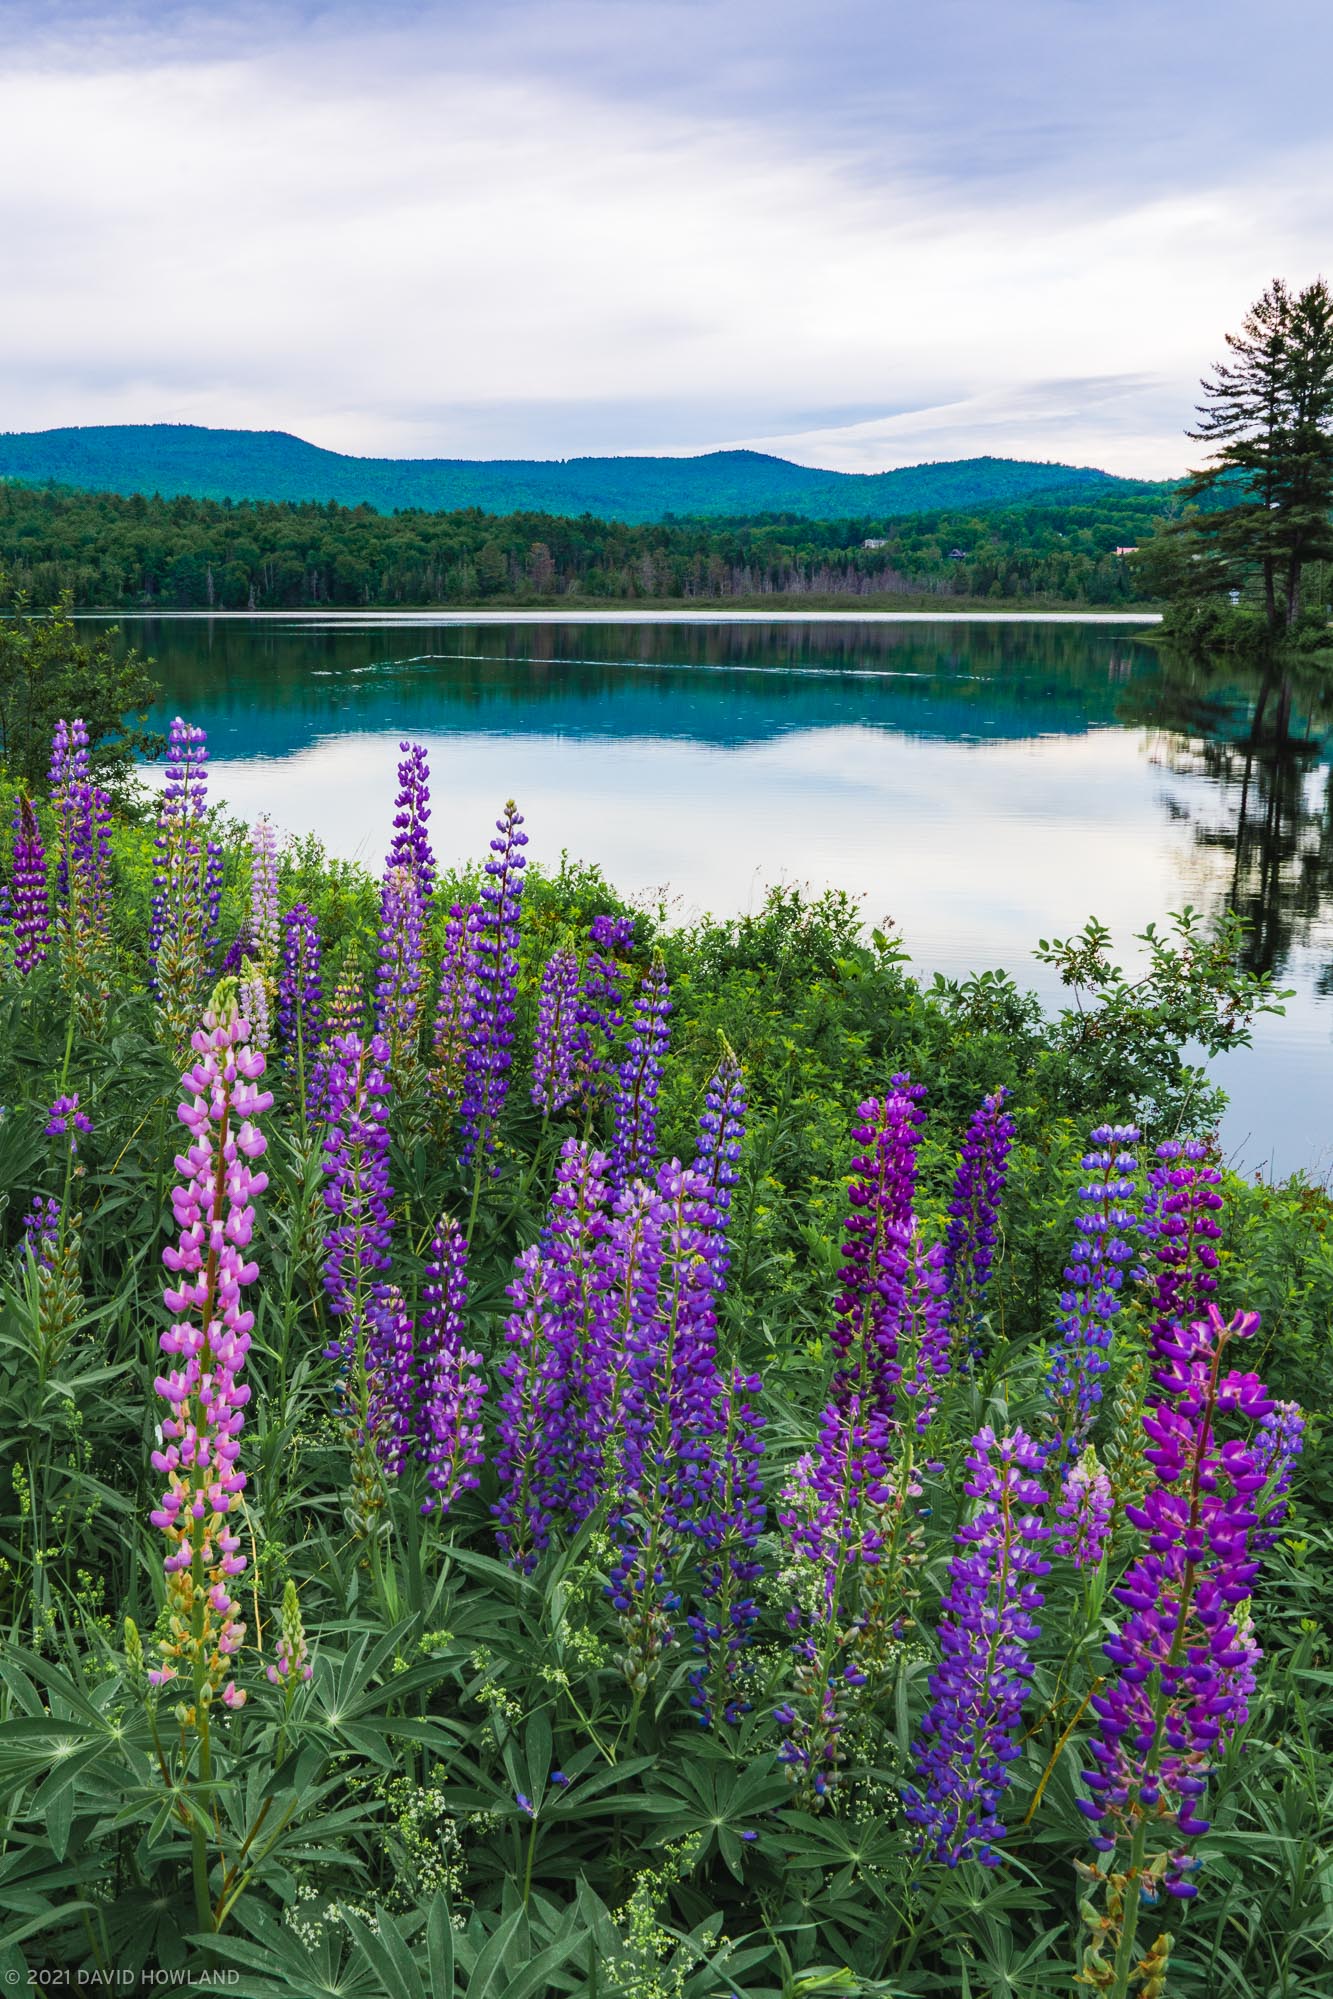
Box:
2 2 1328 474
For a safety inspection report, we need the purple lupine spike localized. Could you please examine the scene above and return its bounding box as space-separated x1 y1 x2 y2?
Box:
414 1218 486 1516
320 1032 394 1386
374 861 426 1070
943 1088 1016 1335
44 1093 92 1154
829 1080 925 1422
278 904 324 1061
1253 1399 1304 1548
220 926 253 977
608 960 671 1192
49 716 112 965
1052 1449 1114 1567
365 1283 416 1479
904 1425 1050 1867
1078 1306 1282 1898
386 741 436 902
899 1233 952 1433
430 900 482 1120
687 1366 765 1728
572 911 635 1099
149 997 272 1713
692 1048 747 1289
1143 1141 1224 1361
531 945 580 1115
21 1195 63 1270
1045 1125 1142 1456
494 1139 618 1566
151 718 222 1034
10 794 49 974
458 802 528 1172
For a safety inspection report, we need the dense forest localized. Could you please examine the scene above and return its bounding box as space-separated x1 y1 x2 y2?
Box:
0 479 1186 609
0 423 1161 521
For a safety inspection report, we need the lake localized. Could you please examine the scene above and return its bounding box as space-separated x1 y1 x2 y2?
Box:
105 612 1333 1181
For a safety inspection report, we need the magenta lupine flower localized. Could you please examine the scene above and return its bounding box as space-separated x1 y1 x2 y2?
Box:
829 1080 924 1421
1143 1141 1223 1362
49 717 112 964
277 903 324 1062
1078 1306 1283 1895
1052 1449 1114 1567
608 960 671 1191
430 900 481 1118
151 718 223 1032
149 999 272 1714
415 1218 487 1516
10 794 49 974
943 1088 1016 1337
320 1032 394 1382
386 741 436 902
692 1049 747 1290
1045 1125 1142 1456
494 1139 618 1565
905 1425 1050 1867
374 862 426 1069
44 1093 92 1154
531 946 580 1114
687 1366 766 1727
572 912 635 1100
458 802 527 1171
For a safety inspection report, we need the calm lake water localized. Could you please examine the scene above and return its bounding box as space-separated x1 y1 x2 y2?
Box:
108 613 1333 1181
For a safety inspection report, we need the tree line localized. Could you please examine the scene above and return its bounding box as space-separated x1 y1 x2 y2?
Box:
0 479 1185 610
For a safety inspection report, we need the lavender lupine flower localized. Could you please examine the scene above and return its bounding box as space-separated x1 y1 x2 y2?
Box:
414 1219 487 1516
572 912 635 1099
608 960 671 1192
44 1093 92 1152
687 1367 765 1728
1078 1306 1282 1898
430 900 481 1122
10 795 49 974
904 1425 1050 1867
1143 1141 1223 1362
151 718 223 1043
1052 1449 1114 1568
692 1048 747 1289
531 946 580 1114
249 817 279 962
148 997 272 1714
494 1139 618 1566
829 1080 925 1421
1045 1126 1142 1456
277 904 324 1063
458 802 527 1172
49 717 112 972
386 741 436 902
943 1088 1016 1338
374 861 426 1071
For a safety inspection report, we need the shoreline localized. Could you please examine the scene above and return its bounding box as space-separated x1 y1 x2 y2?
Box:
77 606 1162 626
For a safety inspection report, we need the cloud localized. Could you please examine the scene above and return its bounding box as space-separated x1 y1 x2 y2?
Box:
1 3 1329 472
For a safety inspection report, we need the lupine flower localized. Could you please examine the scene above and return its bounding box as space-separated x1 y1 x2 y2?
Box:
277 903 324 1064
1052 1448 1114 1568
905 1425 1050 1867
249 816 279 962
320 1032 394 1372
494 1139 617 1565
220 926 253 977
374 861 426 1072
365 1283 417 1479
148 996 272 1716
943 1087 1016 1338
692 1048 747 1291
44 1093 92 1153
829 1080 924 1422
386 741 436 902
572 912 635 1099
21 1194 62 1270
151 718 223 1045
266 1578 313 1688
608 960 671 1192
414 1218 487 1516
328 953 365 1040
49 717 112 976
430 900 481 1123
532 946 580 1114
687 1366 765 1727
1253 1399 1304 1546
1046 1126 1142 1456
899 1234 952 1432
10 794 49 974
1078 1306 1283 1897
459 802 527 1172
1143 1141 1223 1363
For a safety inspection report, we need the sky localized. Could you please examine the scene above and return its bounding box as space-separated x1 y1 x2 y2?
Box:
3 0 1330 477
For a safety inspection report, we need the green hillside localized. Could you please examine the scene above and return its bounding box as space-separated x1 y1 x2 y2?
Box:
0 423 1164 522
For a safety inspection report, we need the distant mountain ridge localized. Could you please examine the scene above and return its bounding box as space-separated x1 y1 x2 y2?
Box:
0 423 1165 524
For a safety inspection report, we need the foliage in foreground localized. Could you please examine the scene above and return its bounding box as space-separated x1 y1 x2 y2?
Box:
0 729 1329 1999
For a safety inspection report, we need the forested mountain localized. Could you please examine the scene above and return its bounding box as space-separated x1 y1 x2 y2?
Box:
0 480 1178 608
0 423 1164 522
